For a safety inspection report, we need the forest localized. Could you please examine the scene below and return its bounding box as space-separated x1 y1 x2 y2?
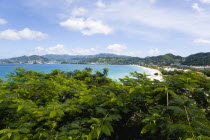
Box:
0 67 210 140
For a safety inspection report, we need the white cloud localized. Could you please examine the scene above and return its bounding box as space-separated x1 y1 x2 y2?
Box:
34 44 97 55
106 44 127 54
200 0 210 4
60 17 113 35
192 3 203 12
71 8 87 17
0 28 48 40
47 44 67 54
34 44 67 55
89 0 210 38
148 48 160 56
193 38 210 44
126 51 143 57
0 18 7 25
72 48 97 55
96 0 106 8
34 46 45 52
168 49 177 54
149 0 156 4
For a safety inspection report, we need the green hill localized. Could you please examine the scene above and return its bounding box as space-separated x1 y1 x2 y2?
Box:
143 53 183 65
79 53 184 65
42 53 129 61
1 52 210 66
182 52 210 66
79 57 142 65
0 55 49 64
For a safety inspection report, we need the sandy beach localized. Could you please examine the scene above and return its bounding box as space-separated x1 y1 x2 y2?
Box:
135 65 164 81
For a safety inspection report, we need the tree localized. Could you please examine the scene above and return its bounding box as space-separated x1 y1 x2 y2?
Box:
0 68 210 139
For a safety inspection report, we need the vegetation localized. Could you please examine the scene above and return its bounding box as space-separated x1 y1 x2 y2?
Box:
143 53 183 65
0 55 49 64
43 53 129 61
160 69 186 75
0 67 210 139
0 54 129 64
197 69 210 77
79 57 142 65
60 53 183 65
1 52 210 66
182 52 210 66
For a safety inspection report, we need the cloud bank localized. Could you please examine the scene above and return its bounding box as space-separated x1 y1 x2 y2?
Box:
34 44 97 55
0 28 48 40
60 18 113 35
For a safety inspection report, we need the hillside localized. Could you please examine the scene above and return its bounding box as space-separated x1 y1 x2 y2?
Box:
79 57 142 65
0 55 49 64
0 53 130 64
42 53 129 61
0 52 210 66
79 53 183 65
143 53 183 65
182 52 210 66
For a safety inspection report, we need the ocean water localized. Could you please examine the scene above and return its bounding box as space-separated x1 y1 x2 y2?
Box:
0 64 150 80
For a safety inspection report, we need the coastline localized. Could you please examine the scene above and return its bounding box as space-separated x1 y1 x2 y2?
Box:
134 65 163 81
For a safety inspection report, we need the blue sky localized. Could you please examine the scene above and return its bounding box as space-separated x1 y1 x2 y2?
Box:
0 0 210 58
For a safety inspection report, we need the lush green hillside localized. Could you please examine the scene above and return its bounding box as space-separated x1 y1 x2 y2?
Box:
0 55 49 64
0 68 210 139
0 54 130 64
42 53 129 61
80 53 183 65
182 52 210 66
1 52 210 66
77 52 210 66
80 57 142 65
143 53 183 65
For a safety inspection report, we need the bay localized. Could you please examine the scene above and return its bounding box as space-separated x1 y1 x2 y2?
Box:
0 64 150 80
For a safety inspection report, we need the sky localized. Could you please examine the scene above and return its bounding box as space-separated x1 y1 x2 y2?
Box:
0 0 210 58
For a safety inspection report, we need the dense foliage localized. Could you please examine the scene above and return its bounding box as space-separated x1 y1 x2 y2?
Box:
160 69 186 75
195 69 210 77
182 52 210 66
160 68 210 77
143 53 183 65
0 67 210 140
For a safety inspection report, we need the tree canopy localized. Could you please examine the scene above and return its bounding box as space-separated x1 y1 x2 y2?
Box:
0 67 210 140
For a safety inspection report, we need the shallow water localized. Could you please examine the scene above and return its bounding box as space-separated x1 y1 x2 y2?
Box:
0 64 150 80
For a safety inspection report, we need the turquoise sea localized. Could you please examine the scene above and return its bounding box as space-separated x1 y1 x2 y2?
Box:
0 64 150 80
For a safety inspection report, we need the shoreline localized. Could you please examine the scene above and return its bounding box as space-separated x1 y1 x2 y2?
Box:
133 65 163 81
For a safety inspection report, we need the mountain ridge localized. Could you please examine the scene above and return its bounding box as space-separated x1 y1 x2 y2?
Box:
42 53 130 61
0 52 210 66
